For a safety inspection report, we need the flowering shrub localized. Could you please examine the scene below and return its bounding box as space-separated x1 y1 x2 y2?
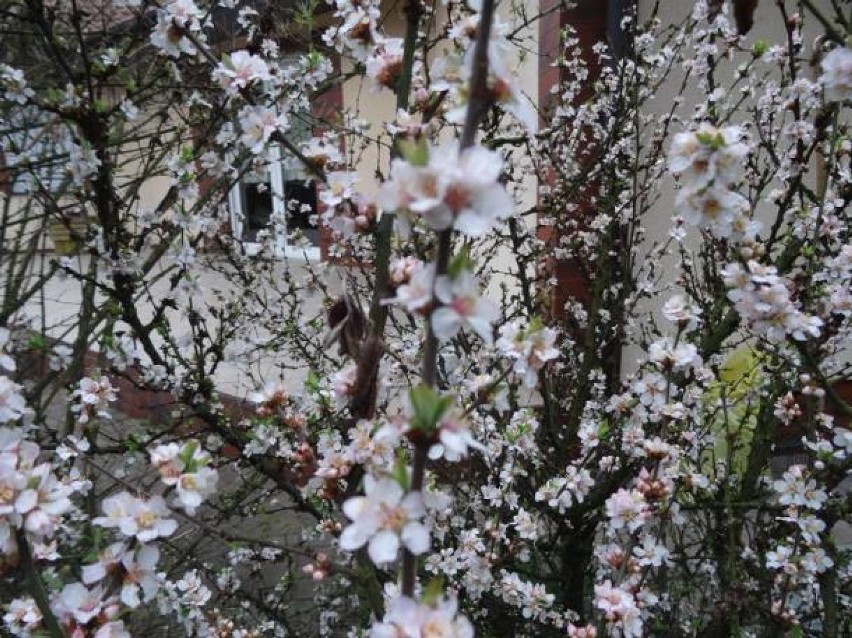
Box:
0 0 850 637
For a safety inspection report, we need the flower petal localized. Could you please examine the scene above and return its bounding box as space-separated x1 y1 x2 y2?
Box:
368 529 400 564
401 522 430 555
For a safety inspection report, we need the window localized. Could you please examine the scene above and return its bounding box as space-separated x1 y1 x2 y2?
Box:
225 47 345 261
228 138 320 260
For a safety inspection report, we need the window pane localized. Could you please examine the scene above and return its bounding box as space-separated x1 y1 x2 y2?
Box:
284 179 318 246
241 182 273 243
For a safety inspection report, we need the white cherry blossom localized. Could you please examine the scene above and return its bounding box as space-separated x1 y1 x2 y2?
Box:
213 50 271 95
675 185 750 237
71 376 117 425
0 328 15 372
668 123 748 190
384 262 435 314
594 581 642 638
340 475 429 565
3 597 41 637
93 493 178 542
371 594 473 638
51 582 105 626
377 142 514 237
238 105 289 154
149 441 218 514
496 320 560 387
365 38 404 91
0 377 28 424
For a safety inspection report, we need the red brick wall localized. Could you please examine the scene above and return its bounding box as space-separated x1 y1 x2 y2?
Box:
20 337 253 438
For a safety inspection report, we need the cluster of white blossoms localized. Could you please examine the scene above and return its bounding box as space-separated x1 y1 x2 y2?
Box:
594 581 642 638
668 123 755 240
377 141 514 238
647 337 702 373
365 38 405 92
158 569 222 636
70 375 118 425
49 583 129 638
721 260 822 342
320 172 379 242
431 1 537 132
0 365 178 638
0 64 34 104
535 466 594 513
237 104 290 155
385 257 499 345
773 464 827 512
496 319 560 388
0 375 28 423
333 374 494 636
765 464 833 610
322 0 382 62
337 386 485 565
495 571 558 624
66 142 102 188
83 543 161 608
424 405 486 463
0 427 76 554
212 50 271 96
431 270 500 344
385 261 434 315
570 309 709 638
149 441 219 514
371 594 473 638
814 242 852 318
605 488 651 533
3 598 42 637
150 0 206 59
2 0 845 635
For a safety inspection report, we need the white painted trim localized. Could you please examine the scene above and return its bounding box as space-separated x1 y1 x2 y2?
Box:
284 245 321 261
227 183 244 240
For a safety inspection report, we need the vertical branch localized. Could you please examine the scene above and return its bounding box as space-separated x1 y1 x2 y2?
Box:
401 0 498 599
459 0 497 152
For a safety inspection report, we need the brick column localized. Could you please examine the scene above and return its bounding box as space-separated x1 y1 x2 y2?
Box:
538 0 610 315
